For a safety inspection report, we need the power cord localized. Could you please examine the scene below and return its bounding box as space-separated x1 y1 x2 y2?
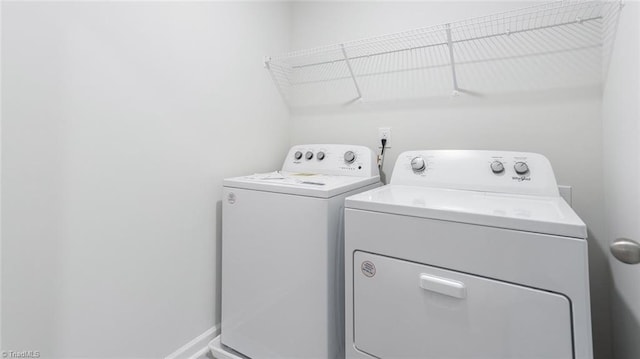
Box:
378 138 387 171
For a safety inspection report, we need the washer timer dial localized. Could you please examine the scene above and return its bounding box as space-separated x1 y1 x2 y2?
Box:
411 157 426 173
344 151 356 164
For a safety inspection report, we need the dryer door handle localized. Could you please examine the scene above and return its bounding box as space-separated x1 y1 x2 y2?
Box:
419 273 467 299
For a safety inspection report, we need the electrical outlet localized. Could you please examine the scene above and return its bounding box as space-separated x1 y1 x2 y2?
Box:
378 127 391 147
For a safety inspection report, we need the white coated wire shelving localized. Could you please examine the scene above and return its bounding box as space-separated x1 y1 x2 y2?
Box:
265 0 623 108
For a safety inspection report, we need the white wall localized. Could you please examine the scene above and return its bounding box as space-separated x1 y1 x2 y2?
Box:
289 2 611 358
602 2 640 359
0 0 3 353
1 2 289 358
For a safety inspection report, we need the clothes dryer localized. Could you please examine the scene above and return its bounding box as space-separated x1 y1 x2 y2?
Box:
344 150 592 359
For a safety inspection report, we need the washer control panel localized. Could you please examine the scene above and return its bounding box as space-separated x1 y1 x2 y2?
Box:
391 150 559 197
283 144 378 177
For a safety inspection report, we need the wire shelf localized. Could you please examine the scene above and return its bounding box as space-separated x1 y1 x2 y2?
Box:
265 0 623 108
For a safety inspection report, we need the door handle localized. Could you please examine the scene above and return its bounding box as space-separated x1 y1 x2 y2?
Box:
419 273 466 299
610 238 640 265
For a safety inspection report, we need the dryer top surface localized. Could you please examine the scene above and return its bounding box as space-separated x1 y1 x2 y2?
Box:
346 184 586 238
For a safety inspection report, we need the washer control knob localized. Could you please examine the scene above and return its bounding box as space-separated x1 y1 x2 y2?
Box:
411 157 426 172
317 151 325 161
294 151 303 160
305 151 314 160
514 162 529 175
490 161 505 174
344 151 356 164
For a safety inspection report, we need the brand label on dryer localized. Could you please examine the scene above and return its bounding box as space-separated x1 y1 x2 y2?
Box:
361 261 376 277
227 192 236 204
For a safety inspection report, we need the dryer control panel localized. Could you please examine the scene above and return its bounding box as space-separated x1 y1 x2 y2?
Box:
282 144 378 177
390 150 559 197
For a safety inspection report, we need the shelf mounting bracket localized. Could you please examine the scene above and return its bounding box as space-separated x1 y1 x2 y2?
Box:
340 44 363 101
445 24 460 95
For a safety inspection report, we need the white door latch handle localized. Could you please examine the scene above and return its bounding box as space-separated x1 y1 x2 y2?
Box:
419 273 467 299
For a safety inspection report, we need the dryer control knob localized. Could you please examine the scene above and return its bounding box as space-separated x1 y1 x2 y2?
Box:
317 151 325 161
491 161 505 174
294 151 303 160
514 162 529 175
305 151 314 160
411 157 426 172
344 151 356 164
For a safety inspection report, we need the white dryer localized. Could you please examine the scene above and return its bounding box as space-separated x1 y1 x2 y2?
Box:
344 150 592 359
211 144 380 359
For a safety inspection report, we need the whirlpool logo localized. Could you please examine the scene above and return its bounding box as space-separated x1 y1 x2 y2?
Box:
512 176 531 182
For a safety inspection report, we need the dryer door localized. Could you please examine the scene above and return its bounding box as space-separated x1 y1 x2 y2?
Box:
353 251 573 359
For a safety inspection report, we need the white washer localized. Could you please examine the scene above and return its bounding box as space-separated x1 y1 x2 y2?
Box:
211 144 380 359
344 150 592 359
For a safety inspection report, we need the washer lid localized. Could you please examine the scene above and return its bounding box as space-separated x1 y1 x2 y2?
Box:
224 171 380 198
345 185 586 238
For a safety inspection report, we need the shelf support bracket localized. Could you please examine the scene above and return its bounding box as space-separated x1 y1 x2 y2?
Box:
445 24 460 95
340 44 362 101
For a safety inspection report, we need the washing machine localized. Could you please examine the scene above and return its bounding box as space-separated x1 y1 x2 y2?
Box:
344 150 592 359
210 144 380 359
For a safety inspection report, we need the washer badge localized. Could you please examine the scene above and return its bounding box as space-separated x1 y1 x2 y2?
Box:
361 261 376 277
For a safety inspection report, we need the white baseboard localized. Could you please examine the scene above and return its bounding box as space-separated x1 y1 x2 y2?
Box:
165 325 220 359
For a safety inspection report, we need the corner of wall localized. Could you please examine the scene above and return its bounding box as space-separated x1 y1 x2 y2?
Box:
164 325 220 359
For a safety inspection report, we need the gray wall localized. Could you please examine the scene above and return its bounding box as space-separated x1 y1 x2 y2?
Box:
1 2 290 357
602 3 640 359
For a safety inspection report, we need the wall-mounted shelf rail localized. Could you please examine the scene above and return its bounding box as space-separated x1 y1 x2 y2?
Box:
265 0 623 108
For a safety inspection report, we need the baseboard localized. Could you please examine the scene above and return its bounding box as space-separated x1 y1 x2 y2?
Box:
165 325 220 359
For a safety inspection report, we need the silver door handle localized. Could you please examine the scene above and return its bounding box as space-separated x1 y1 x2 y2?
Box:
610 238 640 265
